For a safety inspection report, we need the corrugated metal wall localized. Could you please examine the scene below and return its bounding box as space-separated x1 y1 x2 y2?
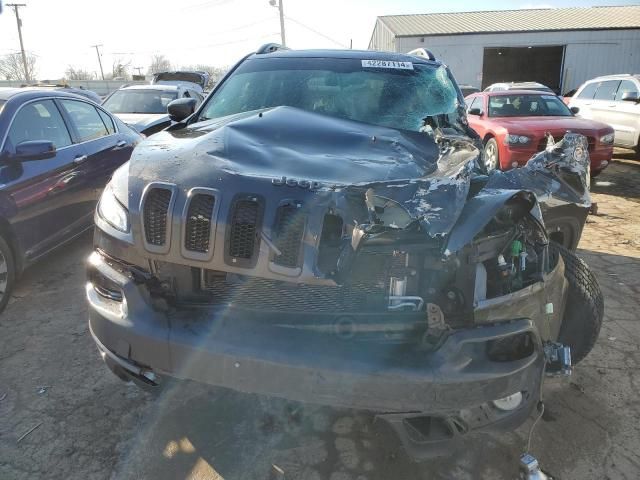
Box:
370 28 640 92
368 19 396 52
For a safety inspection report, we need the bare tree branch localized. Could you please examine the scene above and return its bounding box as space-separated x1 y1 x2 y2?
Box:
148 55 171 75
64 66 94 81
0 52 37 82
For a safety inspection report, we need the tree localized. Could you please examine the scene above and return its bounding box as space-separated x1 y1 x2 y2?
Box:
0 52 37 82
65 66 94 80
110 58 131 80
148 54 171 74
180 64 229 90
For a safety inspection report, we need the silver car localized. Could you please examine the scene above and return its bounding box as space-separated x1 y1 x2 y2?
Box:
569 74 640 156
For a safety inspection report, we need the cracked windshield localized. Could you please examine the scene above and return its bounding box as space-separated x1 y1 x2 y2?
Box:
0 1 638 480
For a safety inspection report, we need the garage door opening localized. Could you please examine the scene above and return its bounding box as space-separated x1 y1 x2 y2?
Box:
482 46 565 93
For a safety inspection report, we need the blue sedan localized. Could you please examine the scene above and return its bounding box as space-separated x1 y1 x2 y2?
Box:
0 88 141 312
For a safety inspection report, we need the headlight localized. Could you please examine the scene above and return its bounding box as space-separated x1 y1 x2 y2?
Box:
98 186 130 233
505 134 531 145
600 133 614 145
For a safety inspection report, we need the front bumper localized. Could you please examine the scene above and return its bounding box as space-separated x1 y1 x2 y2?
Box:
88 250 545 427
503 145 613 172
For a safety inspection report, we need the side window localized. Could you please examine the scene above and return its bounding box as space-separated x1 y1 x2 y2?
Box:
615 80 639 101
97 108 116 134
464 97 473 108
593 81 621 101
7 100 72 149
469 96 483 113
59 99 109 142
576 82 598 99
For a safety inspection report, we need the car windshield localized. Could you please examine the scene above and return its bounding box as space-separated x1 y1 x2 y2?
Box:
102 89 177 114
488 93 572 117
199 57 461 132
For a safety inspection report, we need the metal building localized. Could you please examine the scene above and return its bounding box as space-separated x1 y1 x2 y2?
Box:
368 5 640 93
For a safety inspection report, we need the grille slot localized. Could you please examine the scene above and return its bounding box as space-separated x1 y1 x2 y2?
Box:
227 197 262 265
185 194 216 253
273 203 305 268
143 188 172 246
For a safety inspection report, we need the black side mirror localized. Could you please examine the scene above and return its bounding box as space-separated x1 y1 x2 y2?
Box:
167 98 197 122
620 91 640 103
570 106 580 114
15 140 56 160
468 107 483 116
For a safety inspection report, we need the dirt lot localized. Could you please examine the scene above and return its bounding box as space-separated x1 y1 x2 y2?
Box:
1 152 639 480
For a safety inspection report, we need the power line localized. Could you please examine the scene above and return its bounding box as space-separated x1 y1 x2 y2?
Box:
284 14 348 48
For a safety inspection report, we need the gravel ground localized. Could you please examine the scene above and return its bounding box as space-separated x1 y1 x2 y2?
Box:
0 152 639 480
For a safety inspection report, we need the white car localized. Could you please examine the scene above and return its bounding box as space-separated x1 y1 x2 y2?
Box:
569 74 640 157
102 71 209 136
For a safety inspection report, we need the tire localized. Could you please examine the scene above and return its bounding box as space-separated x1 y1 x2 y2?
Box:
0 234 16 314
483 138 500 172
551 242 604 364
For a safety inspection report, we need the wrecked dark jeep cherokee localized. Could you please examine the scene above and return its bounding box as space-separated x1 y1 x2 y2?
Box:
87 46 603 453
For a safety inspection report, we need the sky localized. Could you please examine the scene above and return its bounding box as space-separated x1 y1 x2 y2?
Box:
0 0 637 79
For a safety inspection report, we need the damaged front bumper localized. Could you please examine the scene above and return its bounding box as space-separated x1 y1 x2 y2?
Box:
86 245 565 440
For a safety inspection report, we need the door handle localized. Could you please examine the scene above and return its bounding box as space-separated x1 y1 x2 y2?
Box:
115 140 127 148
74 154 88 164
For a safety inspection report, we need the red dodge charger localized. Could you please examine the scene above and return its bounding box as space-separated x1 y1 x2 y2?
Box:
465 90 614 175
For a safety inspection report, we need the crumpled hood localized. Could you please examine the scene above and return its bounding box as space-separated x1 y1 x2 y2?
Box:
123 106 478 237
132 106 445 184
115 113 169 132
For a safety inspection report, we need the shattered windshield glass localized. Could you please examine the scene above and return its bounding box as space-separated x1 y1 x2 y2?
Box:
199 57 461 132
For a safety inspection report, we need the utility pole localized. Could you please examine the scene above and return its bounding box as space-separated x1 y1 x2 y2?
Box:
269 0 286 47
7 3 30 83
91 44 105 80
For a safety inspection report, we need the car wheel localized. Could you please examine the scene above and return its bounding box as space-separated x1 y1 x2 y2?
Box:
551 242 603 364
0 234 16 314
483 138 500 172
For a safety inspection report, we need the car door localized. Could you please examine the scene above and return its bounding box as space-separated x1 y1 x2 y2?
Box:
588 80 621 126
569 81 597 118
57 98 134 216
0 98 88 260
466 96 486 137
611 79 640 148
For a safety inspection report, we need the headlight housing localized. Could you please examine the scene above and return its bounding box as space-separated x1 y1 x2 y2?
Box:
600 133 614 145
505 134 531 145
98 185 130 233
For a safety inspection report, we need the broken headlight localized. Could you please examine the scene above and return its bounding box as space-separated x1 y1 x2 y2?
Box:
98 185 130 233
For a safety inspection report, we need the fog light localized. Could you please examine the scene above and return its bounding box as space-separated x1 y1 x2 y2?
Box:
511 161 519 168
493 392 523 411
600 160 609 167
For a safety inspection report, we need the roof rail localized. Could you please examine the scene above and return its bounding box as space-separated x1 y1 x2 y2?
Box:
256 43 288 54
407 48 436 61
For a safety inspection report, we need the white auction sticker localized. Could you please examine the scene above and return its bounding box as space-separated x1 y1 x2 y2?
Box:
361 59 414 70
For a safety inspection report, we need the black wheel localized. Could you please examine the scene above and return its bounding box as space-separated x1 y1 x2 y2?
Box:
551 242 604 364
483 138 500 172
0 234 16 314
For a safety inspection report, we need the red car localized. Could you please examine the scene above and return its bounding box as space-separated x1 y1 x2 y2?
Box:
465 90 614 175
